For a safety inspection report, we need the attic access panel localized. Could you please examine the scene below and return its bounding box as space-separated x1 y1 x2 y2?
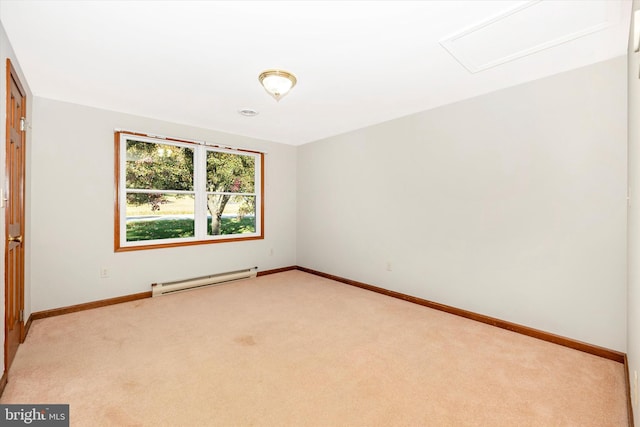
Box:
440 0 621 73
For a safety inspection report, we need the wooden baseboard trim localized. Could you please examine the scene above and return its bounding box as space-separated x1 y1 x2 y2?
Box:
21 313 33 342
626 354 635 427
30 291 152 321
0 370 7 398
25 266 626 364
257 266 297 276
297 266 626 364
28 266 297 321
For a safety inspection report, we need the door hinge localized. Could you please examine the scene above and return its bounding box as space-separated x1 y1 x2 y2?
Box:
19 309 23 322
19 117 26 132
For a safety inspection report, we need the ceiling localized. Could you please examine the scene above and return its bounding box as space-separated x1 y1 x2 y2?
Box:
0 0 632 146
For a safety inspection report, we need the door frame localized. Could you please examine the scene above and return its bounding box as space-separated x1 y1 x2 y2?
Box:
3 58 26 378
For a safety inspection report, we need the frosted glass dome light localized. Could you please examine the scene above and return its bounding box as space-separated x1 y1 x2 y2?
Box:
258 70 297 102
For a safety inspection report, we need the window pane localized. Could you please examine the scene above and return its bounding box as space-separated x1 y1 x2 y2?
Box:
206 151 255 193
126 193 195 241
207 195 256 236
126 140 194 191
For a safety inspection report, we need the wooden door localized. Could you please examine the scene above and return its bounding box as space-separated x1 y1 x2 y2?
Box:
5 59 26 372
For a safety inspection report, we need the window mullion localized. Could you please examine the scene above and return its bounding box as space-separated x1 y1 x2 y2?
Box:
193 146 207 239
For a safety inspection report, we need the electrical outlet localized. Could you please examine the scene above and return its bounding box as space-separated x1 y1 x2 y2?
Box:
386 262 392 272
100 267 109 279
269 248 274 256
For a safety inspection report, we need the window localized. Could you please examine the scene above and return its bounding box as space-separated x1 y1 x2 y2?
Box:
115 131 263 251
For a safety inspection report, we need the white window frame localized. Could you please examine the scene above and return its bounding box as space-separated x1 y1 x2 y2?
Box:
115 132 263 251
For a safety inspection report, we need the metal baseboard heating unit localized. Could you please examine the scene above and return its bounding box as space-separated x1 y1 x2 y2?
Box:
151 267 258 297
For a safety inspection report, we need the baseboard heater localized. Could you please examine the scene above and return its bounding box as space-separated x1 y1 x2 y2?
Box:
151 267 258 297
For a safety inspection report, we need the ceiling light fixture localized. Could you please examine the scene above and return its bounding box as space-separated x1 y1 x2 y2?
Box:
258 69 297 102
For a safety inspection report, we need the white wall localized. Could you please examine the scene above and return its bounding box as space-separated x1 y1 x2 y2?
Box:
30 98 296 312
628 1 640 423
298 57 628 351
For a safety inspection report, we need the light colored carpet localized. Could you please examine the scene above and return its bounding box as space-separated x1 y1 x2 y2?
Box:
1 270 628 426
